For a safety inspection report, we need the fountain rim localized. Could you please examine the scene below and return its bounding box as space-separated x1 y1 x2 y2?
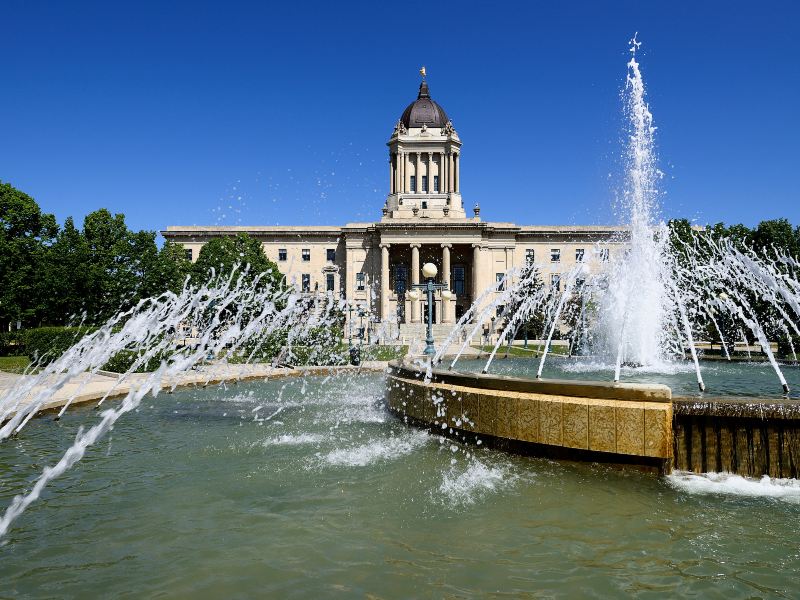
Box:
390 359 672 403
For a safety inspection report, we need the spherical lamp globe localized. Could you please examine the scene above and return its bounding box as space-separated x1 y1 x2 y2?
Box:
441 290 454 300
408 289 421 300
422 263 438 279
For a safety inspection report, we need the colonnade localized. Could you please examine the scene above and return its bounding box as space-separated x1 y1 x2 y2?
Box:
380 242 480 324
389 151 459 195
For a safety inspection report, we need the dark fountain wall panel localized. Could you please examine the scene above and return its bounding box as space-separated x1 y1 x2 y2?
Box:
673 399 800 478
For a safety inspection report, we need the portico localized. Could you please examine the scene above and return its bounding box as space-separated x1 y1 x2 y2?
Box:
377 238 478 325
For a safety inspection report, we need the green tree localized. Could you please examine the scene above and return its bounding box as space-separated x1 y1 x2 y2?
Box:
0 182 57 329
43 216 91 324
752 218 799 256
667 218 695 267
82 209 137 321
193 233 282 290
151 241 192 294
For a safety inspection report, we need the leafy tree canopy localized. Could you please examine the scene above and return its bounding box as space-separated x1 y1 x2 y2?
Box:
193 234 282 290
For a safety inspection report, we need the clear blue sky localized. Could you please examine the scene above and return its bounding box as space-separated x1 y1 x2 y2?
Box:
2 1 798 236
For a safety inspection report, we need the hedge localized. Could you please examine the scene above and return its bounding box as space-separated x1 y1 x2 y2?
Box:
101 350 167 373
25 327 98 365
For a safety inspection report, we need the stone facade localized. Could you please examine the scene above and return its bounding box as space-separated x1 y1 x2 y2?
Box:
162 77 626 338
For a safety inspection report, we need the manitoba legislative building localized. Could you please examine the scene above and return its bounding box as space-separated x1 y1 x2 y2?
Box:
163 76 624 340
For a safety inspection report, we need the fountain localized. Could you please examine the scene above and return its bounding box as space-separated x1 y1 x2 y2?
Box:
390 36 800 480
2 36 800 597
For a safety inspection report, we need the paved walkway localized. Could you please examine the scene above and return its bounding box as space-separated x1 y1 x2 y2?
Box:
0 361 389 423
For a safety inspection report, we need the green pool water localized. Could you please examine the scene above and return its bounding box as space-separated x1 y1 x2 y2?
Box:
2 372 800 598
459 355 800 399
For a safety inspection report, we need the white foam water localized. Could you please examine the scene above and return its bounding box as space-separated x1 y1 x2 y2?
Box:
437 459 516 507
667 471 800 503
559 359 697 375
322 430 429 467
263 433 324 446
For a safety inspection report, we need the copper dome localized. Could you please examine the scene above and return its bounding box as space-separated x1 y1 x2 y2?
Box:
399 81 449 129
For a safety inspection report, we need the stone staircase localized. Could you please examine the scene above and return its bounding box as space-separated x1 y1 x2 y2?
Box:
396 323 480 356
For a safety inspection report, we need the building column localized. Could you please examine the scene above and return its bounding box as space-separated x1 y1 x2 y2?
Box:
397 152 406 194
440 152 446 193
380 243 390 321
433 152 444 194
442 243 452 324
396 152 401 194
427 152 433 193
415 153 420 193
472 244 482 301
445 151 450 193
449 153 455 193
410 243 420 323
454 153 460 194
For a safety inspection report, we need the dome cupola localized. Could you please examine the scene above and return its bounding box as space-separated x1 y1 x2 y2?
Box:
383 69 466 221
400 81 450 129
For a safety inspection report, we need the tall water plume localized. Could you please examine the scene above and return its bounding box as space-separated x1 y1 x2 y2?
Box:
598 35 672 369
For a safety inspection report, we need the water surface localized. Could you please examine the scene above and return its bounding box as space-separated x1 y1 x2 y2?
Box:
463 355 800 399
2 372 799 598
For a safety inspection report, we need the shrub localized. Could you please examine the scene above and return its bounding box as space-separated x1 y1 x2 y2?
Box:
777 335 800 359
25 326 97 364
0 331 27 356
102 349 167 373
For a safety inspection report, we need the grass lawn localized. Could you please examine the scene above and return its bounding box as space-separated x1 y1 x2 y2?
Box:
359 345 408 361
0 355 32 374
474 344 570 357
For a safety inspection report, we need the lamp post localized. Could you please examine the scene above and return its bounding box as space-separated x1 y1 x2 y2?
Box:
358 305 366 345
347 303 355 348
412 262 448 356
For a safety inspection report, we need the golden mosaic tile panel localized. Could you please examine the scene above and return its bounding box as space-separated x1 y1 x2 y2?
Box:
516 397 540 443
615 405 645 456
643 404 671 458
588 404 616 453
562 401 589 450
540 399 563 446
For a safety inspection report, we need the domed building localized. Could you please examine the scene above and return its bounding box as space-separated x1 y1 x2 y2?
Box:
163 73 625 341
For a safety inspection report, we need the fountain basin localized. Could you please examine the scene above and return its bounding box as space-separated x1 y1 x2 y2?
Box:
386 360 673 472
388 359 800 478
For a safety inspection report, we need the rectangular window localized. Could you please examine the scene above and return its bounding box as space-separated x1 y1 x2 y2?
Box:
433 175 439 192
551 273 561 291
525 248 535 264
421 175 428 192
453 266 465 296
600 248 610 262
550 248 561 262
394 265 408 294
326 248 336 262
410 175 416 192
356 272 365 291
575 248 585 262
421 201 428 209
496 272 505 291
326 273 335 292
278 248 287 261
301 274 311 292
302 249 310 262
184 248 193 262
